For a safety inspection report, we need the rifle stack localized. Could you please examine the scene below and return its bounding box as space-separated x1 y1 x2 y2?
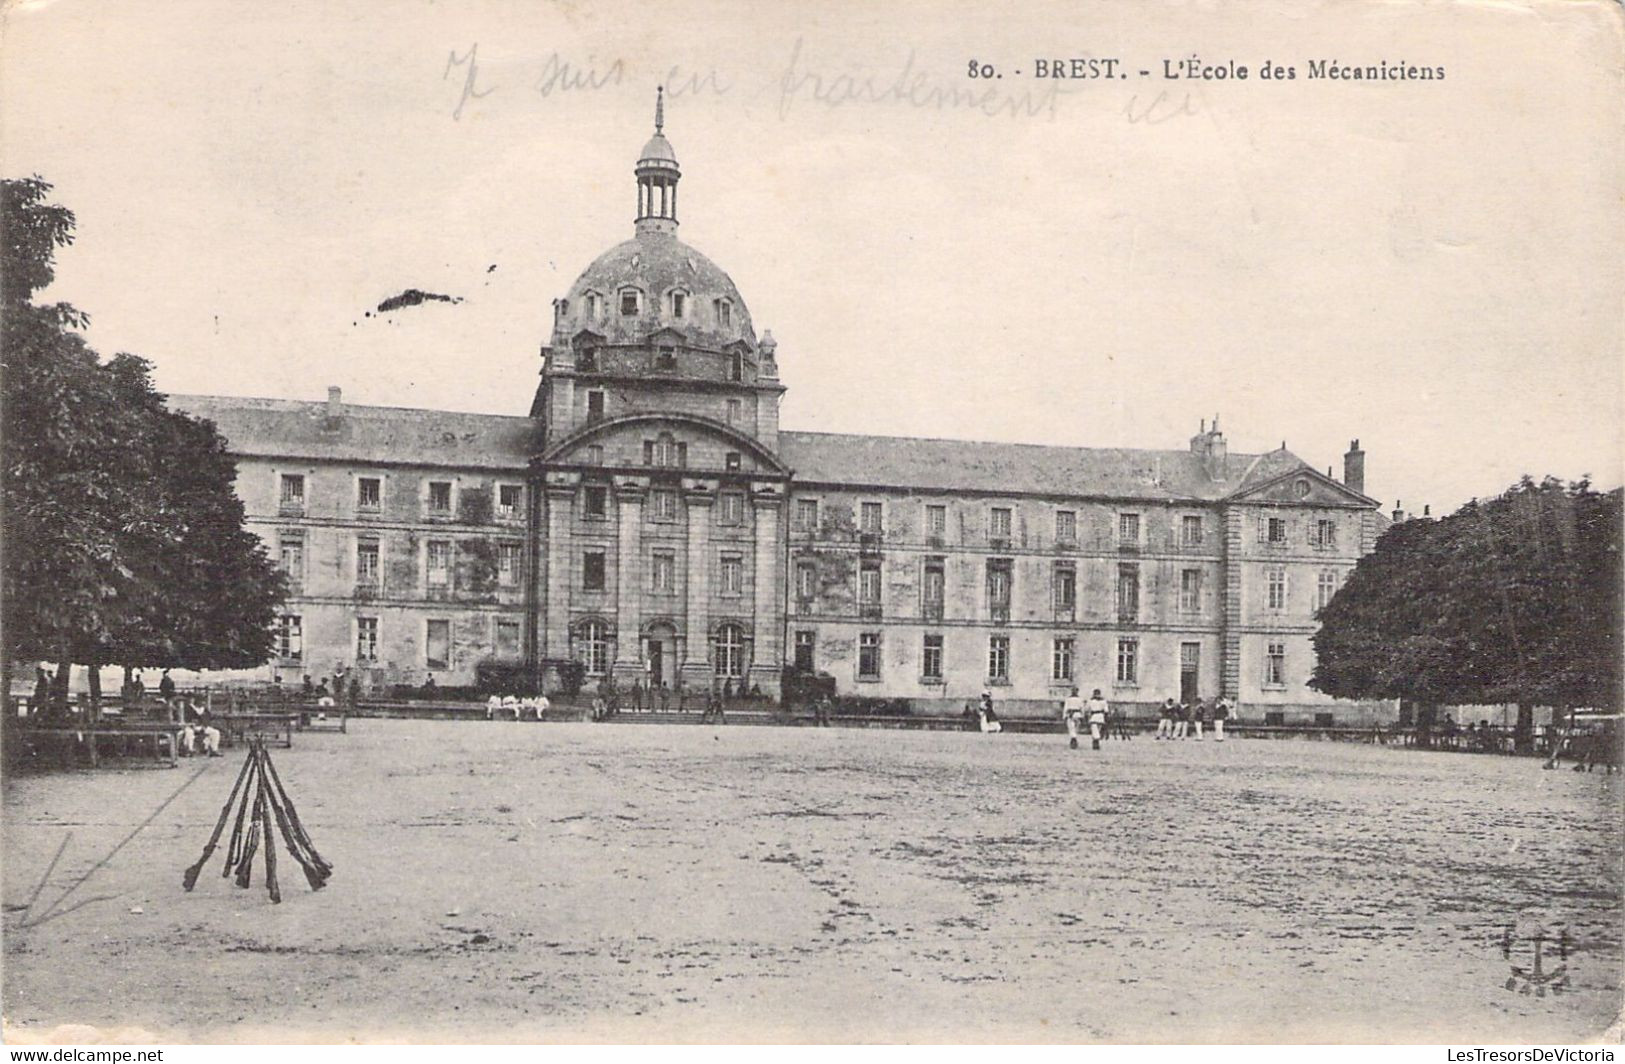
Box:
182 738 332 903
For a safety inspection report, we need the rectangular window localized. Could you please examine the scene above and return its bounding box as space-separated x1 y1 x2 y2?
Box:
793 630 815 672
275 615 302 661
1053 564 1077 614
720 554 744 595
922 558 945 619
643 440 655 466
1180 568 1202 613
651 551 675 592
988 635 1010 682
925 504 947 538
583 549 606 591
1118 512 1140 546
427 481 452 515
587 390 605 423
498 484 523 519
1264 516 1287 543
860 501 884 534
586 445 603 466
356 617 379 663
1264 641 1286 687
278 537 304 584
1267 568 1287 610
795 561 817 602
858 632 881 679
652 488 678 521
726 398 742 424
716 300 732 328
1116 637 1138 685
719 491 745 525
1116 563 1140 622
425 619 451 670
725 451 742 471
578 345 598 372
858 560 882 605
1056 510 1077 543
1052 637 1075 683
671 291 686 319
426 540 451 586
989 506 1012 540
1317 569 1339 610
356 539 379 586
495 619 521 660
583 484 608 518
1182 514 1204 546
986 558 1012 621
279 473 305 506
498 541 522 586
1314 518 1338 548
922 634 944 682
620 289 639 316
657 345 676 370
357 477 381 511
796 497 819 531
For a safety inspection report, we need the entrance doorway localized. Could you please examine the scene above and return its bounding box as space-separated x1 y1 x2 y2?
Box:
1179 642 1200 704
645 622 677 690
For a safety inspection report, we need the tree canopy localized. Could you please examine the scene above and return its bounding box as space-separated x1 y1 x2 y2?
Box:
1311 477 1622 712
2 176 284 681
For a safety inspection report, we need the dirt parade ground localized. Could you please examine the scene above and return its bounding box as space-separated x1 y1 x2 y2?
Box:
3 720 1621 1043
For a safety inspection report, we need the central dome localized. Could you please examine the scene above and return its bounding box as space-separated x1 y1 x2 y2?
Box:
562 230 755 349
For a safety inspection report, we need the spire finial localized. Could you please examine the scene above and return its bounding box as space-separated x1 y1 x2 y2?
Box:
655 86 664 133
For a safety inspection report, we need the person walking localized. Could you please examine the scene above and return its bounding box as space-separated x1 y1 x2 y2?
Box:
159 669 176 700
1213 696 1231 741
1157 698 1176 740
1172 699 1189 740
1085 689 1109 751
1192 697 1208 741
1062 687 1085 749
977 692 1002 734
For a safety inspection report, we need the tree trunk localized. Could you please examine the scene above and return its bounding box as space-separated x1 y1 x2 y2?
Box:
51 660 71 717
86 664 102 725
1515 701 1535 755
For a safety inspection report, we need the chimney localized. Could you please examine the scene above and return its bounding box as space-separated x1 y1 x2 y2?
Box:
1189 415 1227 480
326 386 343 417
1392 499 1407 523
1343 438 1366 495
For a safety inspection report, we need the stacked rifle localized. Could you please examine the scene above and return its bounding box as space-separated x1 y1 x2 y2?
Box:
182 738 331 903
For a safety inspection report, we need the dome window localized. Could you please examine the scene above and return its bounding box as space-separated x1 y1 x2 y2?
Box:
555 299 568 321
729 351 744 383
670 290 687 320
714 298 732 329
620 288 642 316
584 292 602 319
657 345 677 371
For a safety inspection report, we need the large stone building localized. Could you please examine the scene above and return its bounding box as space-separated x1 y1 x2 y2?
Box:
173 98 1391 721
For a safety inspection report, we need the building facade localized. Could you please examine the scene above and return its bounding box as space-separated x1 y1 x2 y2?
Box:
173 99 1391 721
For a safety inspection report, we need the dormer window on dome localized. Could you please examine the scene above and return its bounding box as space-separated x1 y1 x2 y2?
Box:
583 291 602 320
619 287 642 316
670 289 688 320
714 298 732 329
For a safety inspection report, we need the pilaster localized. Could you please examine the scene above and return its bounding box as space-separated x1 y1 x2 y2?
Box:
681 479 717 688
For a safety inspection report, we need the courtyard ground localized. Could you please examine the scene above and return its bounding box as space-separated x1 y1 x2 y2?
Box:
2 720 1621 1044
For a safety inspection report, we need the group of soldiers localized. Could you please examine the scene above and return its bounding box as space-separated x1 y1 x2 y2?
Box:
1153 695 1234 742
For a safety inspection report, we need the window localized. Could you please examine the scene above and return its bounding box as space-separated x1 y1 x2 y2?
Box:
861 501 884 535
1182 514 1204 547
922 558 945 619
586 445 603 466
720 554 744 595
426 540 451 586
620 288 640 316
990 507 1012 541
1263 516 1287 543
729 350 744 382
726 398 742 424
651 551 675 593
425 619 451 670
586 390 606 423
356 617 379 663
1118 512 1140 546
925 504 947 539
725 451 742 471
578 345 598 372
584 292 601 318
647 432 681 467
922 634 944 682
1313 518 1338 548
1053 564 1077 614
583 484 608 518
1056 510 1077 543
498 541 522 586
495 619 521 660
578 620 609 676
715 298 732 328
656 345 676 370
714 624 744 679
1053 638 1075 683
275 615 302 661
357 477 381 511
355 539 379 586
652 488 678 521
987 559 1012 619
795 561 817 602
1116 563 1139 622
719 491 745 525
988 635 1010 682
280 473 305 507
1264 641 1286 687
583 549 606 591
1267 568 1287 610
796 498 819 531
858 632 881 679
671 290 687 319
794 630 815 672
427 481 452 515
859 560 882 605
1317 569 1339 610
1116 637 1139 685
278 537 304 584
1179 569 1202 613
498 484 523 519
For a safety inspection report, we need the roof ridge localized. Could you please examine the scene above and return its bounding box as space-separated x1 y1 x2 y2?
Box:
168 393 536 422
781 428 1260 460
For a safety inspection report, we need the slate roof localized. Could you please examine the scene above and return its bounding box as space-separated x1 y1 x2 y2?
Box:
168 395 537 471
778 430 1313 502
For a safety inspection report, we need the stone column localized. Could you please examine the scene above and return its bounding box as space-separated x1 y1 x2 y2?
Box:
747 484 785 695
542 477 577 662
680 481 716 689
612 480 646 683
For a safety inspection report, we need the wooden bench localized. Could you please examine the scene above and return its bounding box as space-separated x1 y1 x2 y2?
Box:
20 722 184 768
215 712 296 749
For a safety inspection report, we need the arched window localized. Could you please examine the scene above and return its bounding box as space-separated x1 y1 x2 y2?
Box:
577 620 610 676
714 623 744 679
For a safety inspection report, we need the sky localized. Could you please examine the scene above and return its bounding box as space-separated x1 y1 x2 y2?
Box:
3 0 1621 516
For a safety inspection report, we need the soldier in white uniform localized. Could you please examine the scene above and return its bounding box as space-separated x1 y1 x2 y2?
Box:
1085 690 1110 751
1062 688 1085 750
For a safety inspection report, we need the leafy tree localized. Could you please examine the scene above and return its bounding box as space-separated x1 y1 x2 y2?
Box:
1312 477 1622 748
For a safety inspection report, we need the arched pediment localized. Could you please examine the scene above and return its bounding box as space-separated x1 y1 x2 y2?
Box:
539 411 789 476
